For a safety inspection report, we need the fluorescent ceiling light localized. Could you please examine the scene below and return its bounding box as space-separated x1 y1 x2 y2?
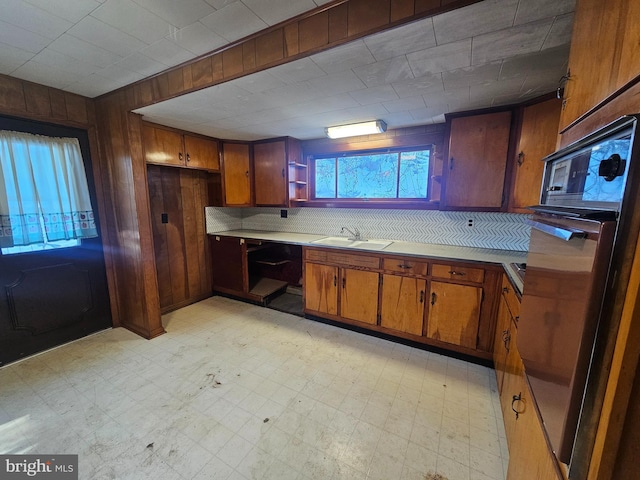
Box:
325 120 387 139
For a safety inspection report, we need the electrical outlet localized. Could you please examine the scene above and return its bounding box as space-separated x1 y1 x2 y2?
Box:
467 219 474 227
280 209 288 218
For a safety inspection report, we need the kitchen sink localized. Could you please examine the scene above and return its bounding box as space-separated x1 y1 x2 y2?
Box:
311 236 392 251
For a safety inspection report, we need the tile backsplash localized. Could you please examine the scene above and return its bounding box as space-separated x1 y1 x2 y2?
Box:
206 207 531 251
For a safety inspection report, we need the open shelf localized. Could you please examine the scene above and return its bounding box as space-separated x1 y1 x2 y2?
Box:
288 162 307 168
249 277 288 298
254 259 292 266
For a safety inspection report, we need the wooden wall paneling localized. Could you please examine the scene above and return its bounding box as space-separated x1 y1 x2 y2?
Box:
328 2 349 43
23 83 52 117
614 0 640 91
163 169 188 306
283 23 300 56
95 97 164 339
347 0 391 36
299 11 329 53
222 45 244 78
242 39 257 71
0 75 27 112
190 57 214 89
195 173 212 296
180 170 202 301
256 29 284 67
147 166 174 308
167 69 185 96
415 0 441 15
390 0 415 21
48 89 68 120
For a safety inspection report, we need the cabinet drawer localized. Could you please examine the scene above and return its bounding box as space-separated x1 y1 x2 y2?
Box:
305 249 327 262
383 258 428 276
431 263 485 283
327 252 380 269
501 275 521 321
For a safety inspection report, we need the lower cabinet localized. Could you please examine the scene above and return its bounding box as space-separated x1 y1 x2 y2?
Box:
303 247 499 358
495 274 565 480
380 274 426 335
426 281 482 349
341 268 379 325
304 262 338 315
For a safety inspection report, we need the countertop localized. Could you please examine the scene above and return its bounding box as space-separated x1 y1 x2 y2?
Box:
210 229 526 293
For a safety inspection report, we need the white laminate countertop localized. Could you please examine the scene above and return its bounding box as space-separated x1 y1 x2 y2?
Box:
210 229 527 293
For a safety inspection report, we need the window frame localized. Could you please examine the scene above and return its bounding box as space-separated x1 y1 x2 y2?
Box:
307 145 438 209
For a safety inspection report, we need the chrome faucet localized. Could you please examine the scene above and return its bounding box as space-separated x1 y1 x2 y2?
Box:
341 226 363 241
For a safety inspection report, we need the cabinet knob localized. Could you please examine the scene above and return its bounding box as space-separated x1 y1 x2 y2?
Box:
503 287 509 293
419 291 424 303
517 151 524 167
282 168 285 178
333 275 337 287
245 171 249 177
448 270 465 276
431 292 436 305
342 277 346 289
449 157 454 170
186 153 191 163
179 152 183 161
397 264 412 269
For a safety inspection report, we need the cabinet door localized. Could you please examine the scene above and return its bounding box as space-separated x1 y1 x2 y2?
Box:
506 382 564 480
222 142 252 206
184 134 220 171
341 268 379 325
427 281 482 349
380 274 425 336
493 292 512 394
445 111 511 208
211 235 245 293
304 263 338 315
254 141 287 206
143 124 184 167
510 99 561 211
500 320 524 446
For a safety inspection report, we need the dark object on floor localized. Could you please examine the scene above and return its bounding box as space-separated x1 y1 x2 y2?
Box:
267 292 303 317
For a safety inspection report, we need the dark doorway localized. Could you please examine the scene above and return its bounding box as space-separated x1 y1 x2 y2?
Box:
0 116 112 366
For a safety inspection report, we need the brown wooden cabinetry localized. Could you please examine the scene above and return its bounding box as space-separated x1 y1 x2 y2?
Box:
444 111 512 209
303 248 498 358
494 274 565 480
304 262 338 316
426 281 482 349
341 268 379 325
221 142 252 206
148 165 212 313
380 274 426 335
210 235 245 294
254 137 306 207
143 122 220 171
509 98 562 212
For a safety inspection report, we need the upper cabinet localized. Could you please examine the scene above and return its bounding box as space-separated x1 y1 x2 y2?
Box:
143 122 220 172
444 111 512 209
559 0 640 132
221 142 252 207
254 137 307 207
508 98 562 212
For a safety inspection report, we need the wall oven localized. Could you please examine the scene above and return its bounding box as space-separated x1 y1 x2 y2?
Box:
518 115 639 466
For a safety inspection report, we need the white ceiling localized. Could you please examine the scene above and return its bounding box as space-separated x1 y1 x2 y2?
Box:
0 0 575 141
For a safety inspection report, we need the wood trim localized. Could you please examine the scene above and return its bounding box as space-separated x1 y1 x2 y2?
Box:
98 0 483 111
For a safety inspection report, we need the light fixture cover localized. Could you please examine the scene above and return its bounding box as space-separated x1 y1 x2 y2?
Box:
325 120 387 139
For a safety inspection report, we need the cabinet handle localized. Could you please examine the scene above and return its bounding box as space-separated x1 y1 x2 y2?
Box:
503 287 509 294
448 270 466 276
397 264 412 269
342 277 346 289
449 157 454 170
282 168 285 178
245 170 249 177
502 329 511 352
517 151 524 167
186 153 190 163
333 275 337 287
431 292 436 305
179 152 183 161
420 291 424 303
512 392 523 419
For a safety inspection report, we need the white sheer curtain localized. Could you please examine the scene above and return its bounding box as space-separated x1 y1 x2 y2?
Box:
0 130 97 248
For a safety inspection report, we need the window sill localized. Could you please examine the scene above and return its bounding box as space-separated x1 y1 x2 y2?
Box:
296 199 441 210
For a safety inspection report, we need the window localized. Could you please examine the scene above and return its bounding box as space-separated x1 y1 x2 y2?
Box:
0 131 97 255
313 148 431 200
